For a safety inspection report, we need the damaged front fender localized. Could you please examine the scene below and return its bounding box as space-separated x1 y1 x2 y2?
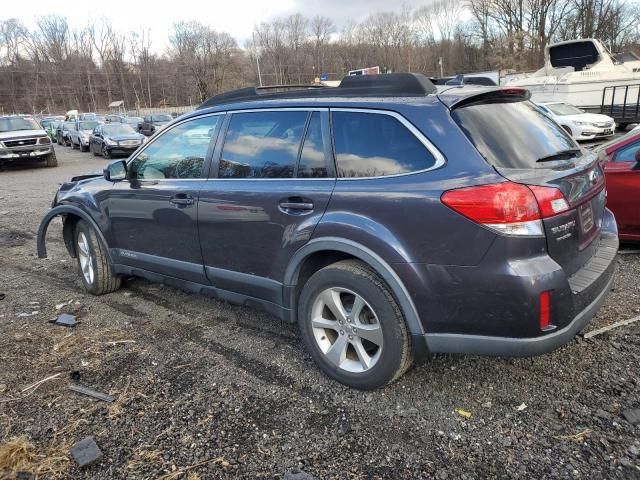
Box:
36 204 112 264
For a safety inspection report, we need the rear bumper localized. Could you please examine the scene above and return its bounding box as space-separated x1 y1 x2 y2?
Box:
409 208 618 357
423 262 615 356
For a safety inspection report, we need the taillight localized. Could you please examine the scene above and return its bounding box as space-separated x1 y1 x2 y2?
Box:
441 182 569 237
529 185 569 217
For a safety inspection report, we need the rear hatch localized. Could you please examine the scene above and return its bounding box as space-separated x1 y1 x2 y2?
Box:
448 91 606 276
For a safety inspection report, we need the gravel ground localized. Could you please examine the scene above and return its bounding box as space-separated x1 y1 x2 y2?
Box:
0 145 639 480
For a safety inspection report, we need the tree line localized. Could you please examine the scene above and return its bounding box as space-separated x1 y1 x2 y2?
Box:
0 0 638 115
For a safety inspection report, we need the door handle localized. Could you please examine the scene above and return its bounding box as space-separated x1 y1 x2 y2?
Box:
279 199 314 211
170 195 194 206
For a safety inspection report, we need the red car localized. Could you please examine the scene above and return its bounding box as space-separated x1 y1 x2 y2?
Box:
596 131 640 242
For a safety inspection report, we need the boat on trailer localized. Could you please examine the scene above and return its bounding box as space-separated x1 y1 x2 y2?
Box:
507 39 640 126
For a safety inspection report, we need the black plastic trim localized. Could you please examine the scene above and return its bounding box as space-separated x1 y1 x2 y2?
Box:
284 237 426 338
36 205 111 262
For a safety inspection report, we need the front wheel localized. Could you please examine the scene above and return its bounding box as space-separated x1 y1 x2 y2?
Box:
102 145 110 159
74 220 121 295
44 151 58 167
298 260 412 389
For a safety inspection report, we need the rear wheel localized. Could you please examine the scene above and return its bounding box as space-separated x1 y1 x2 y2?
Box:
298 260 412 389
74 220 121 295
80 143 88 152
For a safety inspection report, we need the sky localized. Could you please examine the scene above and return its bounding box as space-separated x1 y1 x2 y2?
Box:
6 0 433 53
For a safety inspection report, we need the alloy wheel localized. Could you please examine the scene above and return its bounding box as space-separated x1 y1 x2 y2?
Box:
310 287 383 373
77 232 95 285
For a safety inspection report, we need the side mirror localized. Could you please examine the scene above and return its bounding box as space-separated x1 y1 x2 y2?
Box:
104 160 127 181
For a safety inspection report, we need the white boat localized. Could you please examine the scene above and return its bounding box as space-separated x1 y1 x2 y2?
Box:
506 39 640 115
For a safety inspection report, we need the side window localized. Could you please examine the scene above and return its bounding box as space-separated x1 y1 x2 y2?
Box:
219 111 307 179
613 141 640 162
297 112 328 178
129 116 219 180
332 111 436 178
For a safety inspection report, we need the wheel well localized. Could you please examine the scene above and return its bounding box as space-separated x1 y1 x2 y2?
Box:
293 250 356 305
62 213 82 258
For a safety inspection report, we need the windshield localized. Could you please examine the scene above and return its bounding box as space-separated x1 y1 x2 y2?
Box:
78 121 99 131
152 114 172 122
103 124 136 136
545 103 583 116
125 117 142 124
452 100 578 169
0 117 40 132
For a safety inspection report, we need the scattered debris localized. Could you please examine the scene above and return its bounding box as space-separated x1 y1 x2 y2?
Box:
0 293 6 301
283 469 318 480
481 401 492 408
70 371 81 382
516 403 528 411
70 437 102 468
583 315 640 339
617 249 640 255
554 428 592 442
52 314 77 327
622 409 640 425
21 373 62 395
158 457 229 480
68 384 114 403
0 384 6 393
55 299 74 311
17 311 39 317
455 408 472 418
1 373 63 403
104 340 136 346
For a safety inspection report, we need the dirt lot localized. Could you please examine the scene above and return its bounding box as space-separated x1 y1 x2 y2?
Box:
0 145 639 479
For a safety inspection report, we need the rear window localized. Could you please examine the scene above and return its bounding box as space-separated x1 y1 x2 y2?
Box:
452 101 577 169
332 111 436 178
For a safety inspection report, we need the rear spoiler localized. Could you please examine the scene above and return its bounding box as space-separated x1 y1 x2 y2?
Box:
440 87 531 110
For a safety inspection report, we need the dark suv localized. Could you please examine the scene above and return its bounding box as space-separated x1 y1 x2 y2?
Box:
37 74 618 389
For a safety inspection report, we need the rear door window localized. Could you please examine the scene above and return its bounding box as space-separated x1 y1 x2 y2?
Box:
452 101 578 169
219 111 307 179
332 111 436 178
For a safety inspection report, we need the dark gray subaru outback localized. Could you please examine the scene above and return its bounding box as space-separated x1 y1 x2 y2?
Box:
37 74 618 389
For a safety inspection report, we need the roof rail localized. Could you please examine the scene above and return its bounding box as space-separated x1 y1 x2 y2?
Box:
197 73 437 109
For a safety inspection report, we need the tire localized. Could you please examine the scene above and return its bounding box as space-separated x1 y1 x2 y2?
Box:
44 151 58 167
74 220 121 295
80 144 89 152
298 259 412 389
102 145 110 159
72 140 78 150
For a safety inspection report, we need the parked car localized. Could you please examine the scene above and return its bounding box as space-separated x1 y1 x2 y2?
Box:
40 117 64 143
139 113 173 136
0 115 57 167
56 121 74 146
537 102 615 141
105 114 143 131
89 123 145 158
78 112 97 121
69 120 100 152
37 74 618 389
594 131 640 242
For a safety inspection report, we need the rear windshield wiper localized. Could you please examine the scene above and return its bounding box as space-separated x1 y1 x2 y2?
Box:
536 149 581 163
